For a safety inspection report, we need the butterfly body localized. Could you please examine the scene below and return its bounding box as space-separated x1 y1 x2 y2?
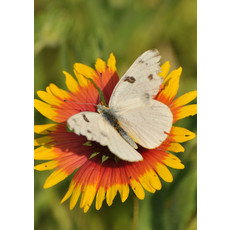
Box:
67 49 173 162
97 104 138 149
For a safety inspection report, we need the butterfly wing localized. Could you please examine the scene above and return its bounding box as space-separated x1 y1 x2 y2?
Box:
114 100 173 149
67 112 143 162
109 49 163 110
109 49 173 149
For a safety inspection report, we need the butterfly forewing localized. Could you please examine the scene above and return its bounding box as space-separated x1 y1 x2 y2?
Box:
109 49 163 110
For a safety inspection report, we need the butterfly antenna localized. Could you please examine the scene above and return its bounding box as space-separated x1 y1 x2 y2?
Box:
63 100 97 106
98 86 101 105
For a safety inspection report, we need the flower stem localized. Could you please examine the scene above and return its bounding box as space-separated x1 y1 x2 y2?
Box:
132 195 139 230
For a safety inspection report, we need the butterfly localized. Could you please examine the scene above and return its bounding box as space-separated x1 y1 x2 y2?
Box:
67 49 173 162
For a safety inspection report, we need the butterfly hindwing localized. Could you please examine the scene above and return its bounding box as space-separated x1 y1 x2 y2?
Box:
67 112 143 162
114 100 173 149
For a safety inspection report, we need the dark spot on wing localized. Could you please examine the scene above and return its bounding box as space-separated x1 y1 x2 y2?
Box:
83 114 89 122
138 59 144 63
148 74 153 80
144 93 150 100
87 129 92 133
100 131 107 137
124 76 136 83
151 48 159 57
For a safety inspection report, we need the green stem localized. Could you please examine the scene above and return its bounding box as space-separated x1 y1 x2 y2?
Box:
132 196 139 230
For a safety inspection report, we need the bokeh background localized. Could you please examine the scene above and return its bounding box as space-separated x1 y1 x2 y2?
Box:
34 0 197 229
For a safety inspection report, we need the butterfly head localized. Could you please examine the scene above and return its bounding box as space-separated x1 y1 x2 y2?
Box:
96 104 107 114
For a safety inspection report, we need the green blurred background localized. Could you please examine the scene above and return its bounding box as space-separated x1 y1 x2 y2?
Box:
34 0 197 229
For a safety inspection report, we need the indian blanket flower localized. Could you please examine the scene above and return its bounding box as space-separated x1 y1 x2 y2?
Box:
34 51 197 213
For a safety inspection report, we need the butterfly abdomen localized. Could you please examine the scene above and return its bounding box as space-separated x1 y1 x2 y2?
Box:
116 125 138 149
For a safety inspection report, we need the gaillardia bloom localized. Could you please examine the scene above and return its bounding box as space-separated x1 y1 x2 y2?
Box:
34 51 197 213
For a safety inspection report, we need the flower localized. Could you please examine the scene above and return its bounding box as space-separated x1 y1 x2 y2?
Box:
34 52 197 213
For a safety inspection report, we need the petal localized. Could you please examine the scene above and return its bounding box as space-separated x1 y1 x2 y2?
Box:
44 169 69 188
106 185 119 206
62 71 79 94
80 185 97 213
141 169 162 190
74 63 97 87
154 162 173 182
148 169 162 190
46 86 53 95
34 146 58 160
174 104 197 121
171 126 196 142
73 69 89 87
167 142 185 153
130 179 145 199
34 136 52 146
107 53 116 72
49 83 70 100
34 124 58 134
158 67 182 104
139 172 156 193
172 91 197 108
34 99 57 121
95 58 106 73
118 184 129 202
34 160 58 171
69 184 82 210
60 180 76 204
37 90 61 106
161 153 185 169
95 187 106 210
159 61 170 79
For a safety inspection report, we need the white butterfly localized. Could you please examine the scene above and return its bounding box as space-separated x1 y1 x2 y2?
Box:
67 49 173 162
